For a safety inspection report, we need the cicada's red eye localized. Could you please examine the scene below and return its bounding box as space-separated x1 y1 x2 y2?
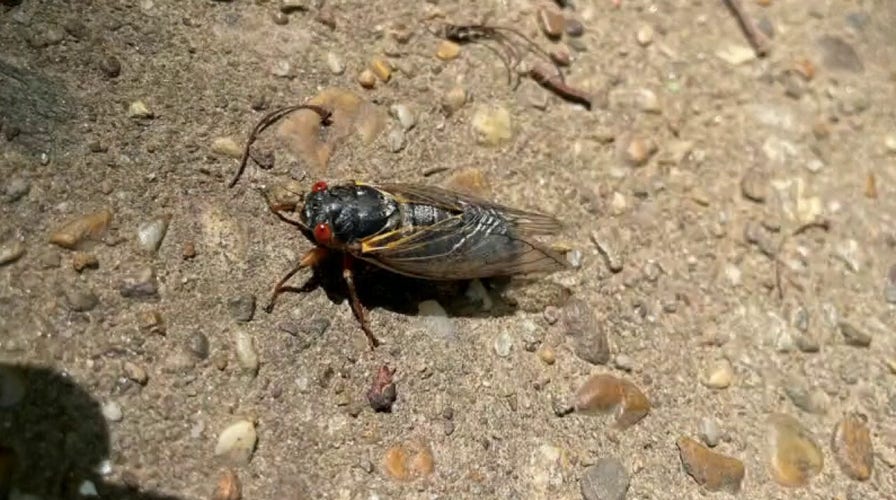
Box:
311 181 328 193
313 222 333 245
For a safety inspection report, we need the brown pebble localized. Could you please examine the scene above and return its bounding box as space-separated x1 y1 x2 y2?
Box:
436 40 460 61
137 310 166 336
550 46 572 67
383 441 434 481
370 57 392 82
441 86 467 114
537 7 565 39
212 469 241 500
865 172 877 199
832 413 873 481
677 436 745 493
620 134 657 167
616 379 650 429
49 209 113 249
537 345 556 365
573 374 624 415
182 241 197 260
767 413 823 487
71 251 98 272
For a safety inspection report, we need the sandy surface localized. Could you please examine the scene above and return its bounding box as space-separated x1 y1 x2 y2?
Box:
1 0 895 499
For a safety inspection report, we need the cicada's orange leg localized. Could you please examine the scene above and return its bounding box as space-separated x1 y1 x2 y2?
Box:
264 247 328 313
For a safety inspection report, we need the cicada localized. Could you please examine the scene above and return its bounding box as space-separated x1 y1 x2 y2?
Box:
229 104 570 348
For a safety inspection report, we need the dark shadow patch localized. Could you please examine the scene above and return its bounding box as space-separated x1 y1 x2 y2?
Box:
272 249 520 320
0 364 181 500
0 59 77 153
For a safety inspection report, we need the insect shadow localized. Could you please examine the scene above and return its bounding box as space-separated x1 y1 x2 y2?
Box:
0 364 182 500
296 250 522 321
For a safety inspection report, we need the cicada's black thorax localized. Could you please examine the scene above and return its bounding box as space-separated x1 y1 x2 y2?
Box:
302 185 399 244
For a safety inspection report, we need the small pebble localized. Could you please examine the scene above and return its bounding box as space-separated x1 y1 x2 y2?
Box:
270 60 294 78
832 412 874 481
538 345 556 365
369 57 392 82
699 417 722 447
387 128 406 153
279 0 308 14
435 40 460 61
885 264 896 304
123 361 148 385
212 470 242 500
619 134 657 166
326 52 345 75
573 374 650 429
716 44 756 65
182 241 197 260
3 177 30 202
234 331 259 375
537 7 564 39
564 18 584 38
137 217 170 252
162 348 196 374
741 167 768 202
816 35 864 73
441 86 467 115
137 309 166 336
767 413 823 487
71 251 99 272
784 380 829 415
839 320 872 347
562 299 610 365
677 436 745 493
49 209 113 249
636 24 654 46
383 441 434 481
64 286 99 312
102 401 123 422
389 103 416 131
119 267 159 299
580 457 630 500
227 294 256 322
591 230 623 273
471 106 513 146
271 11 289 25
211 137 242 158
98 55 121 78
188 331 210 360
357 69 377 89
0 239 25 266
493 331 513 357
128 100 153 119
418 300 455 341
702 359 733 389
214 420 257 466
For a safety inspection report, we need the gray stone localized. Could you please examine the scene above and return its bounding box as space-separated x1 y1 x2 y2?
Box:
581 457 630 500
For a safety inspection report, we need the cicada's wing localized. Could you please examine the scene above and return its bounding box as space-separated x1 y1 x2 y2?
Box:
374 183 563 236
355 203 569 280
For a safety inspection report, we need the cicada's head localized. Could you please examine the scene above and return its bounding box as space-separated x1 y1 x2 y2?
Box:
301 181 397 250
301 181 344 248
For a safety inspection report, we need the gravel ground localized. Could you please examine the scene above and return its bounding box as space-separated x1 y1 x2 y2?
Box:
1 1 895 499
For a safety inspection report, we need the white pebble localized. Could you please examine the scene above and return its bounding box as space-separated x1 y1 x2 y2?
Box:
699 417 722 447
493 331 513 357
137 217 169 252
387 128 406 153
465 279 493 311
102 401 123 422
326 52 345 75
214 420 257 465
418 300 456 341
389 103 417 131
79 480 99 496
235 330 259 375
